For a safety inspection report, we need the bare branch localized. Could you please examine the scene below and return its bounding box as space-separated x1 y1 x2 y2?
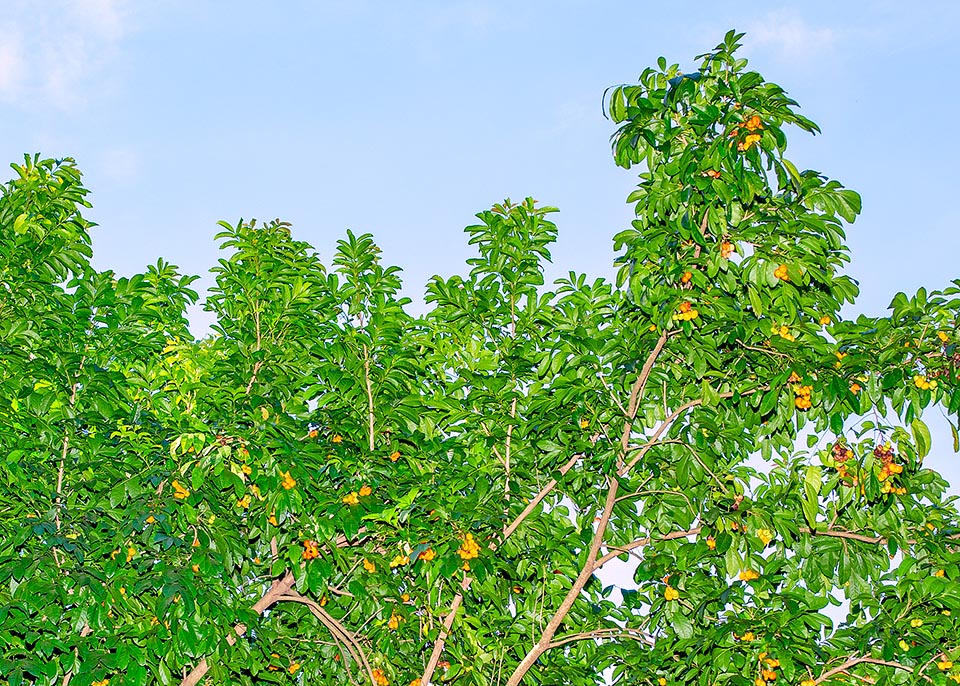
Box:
363 344 375 451
418 574 472 686
593 528 702 570
180 571 296 686
501 453 582 542
548 626 653 650
278 591 374 682
814 656 925 685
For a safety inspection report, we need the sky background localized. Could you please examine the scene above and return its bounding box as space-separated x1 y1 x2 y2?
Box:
3 1 959 484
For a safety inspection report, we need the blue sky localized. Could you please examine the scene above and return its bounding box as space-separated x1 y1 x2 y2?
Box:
3 1 959 475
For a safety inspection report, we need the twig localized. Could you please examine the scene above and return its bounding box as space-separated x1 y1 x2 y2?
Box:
363 344 375 451
505 397 517 501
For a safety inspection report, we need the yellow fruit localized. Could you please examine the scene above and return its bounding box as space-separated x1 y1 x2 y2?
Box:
664 586 679 601
458 533 481 560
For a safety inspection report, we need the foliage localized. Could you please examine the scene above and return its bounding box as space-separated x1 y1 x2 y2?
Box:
2 32 960 686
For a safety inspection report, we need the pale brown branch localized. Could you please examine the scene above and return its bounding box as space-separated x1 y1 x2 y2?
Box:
244 360 263 395
799 527 960 546
507 332 674 685
619 388 759 477
278 591 374 682
593 528 702 570
363 344 375 451
548 626 653 650
814 656 924 685
627 331 669 423
500 453 582 543
595 366 628 417
179 571 295 686
54 358 84 536
419 574 472 686
505 478 620 686
505 397 517 501
60 624 91 686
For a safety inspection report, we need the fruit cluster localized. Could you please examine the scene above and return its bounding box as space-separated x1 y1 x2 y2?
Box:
832 442 856 485
458 533 480 560
673 301 700 322
302 540 319 560
753 653 780 686
773 264 789 281
874 443 907 496
914 374 938 390
793 384 812 410
772 325 796 342
720 241 735 259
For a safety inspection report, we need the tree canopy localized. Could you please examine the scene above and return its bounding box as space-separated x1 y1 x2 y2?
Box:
1 31 959 686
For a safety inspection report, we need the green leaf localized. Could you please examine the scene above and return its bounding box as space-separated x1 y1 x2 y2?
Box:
911 418 931 460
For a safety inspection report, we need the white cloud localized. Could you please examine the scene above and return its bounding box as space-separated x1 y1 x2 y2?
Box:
0 0 133 108
745 10 837 63
0 31 26 97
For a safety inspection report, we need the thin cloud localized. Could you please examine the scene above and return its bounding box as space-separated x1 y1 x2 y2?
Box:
745 10 837 63
0 0 133 109
0 32 26 97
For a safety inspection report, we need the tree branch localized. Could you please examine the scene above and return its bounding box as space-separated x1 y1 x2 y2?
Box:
505 477 620 686
418 574 472 686
814 656 924 685
593 528 702 570
548 626 653 650
501 453 582 542
363 344 375 451
278 590 374 682
179 571 296 686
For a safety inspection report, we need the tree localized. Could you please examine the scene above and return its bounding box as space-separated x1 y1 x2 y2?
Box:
1 31 959 686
